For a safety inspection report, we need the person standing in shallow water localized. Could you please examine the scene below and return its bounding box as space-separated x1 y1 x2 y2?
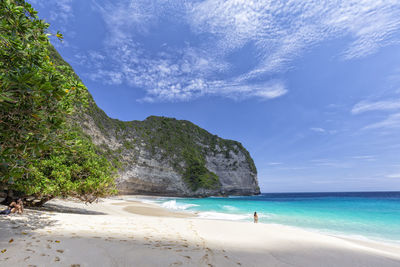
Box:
254 212 258 223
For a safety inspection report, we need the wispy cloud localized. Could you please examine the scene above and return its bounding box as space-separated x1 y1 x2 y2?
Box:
189 0 400 78
86 0 400 102
50 0 74 25
88 70 123 85
310 127 338 135
310 127 326 133
351 155 376 161
310 159 351 168
386 173 400 178
30 0 75 43
266 162 283 166
363 113 400 130
352 99 400 114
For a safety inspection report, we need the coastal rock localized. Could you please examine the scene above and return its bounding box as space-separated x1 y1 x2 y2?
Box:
50 44 260 197
78 101 260 197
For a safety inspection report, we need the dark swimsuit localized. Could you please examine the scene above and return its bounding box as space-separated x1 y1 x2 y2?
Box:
0 207 11 215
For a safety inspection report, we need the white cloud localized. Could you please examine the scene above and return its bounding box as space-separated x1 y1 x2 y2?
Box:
49 0 74 30
386 173 400 178
352 99 400 114
89 51 105 61
267 162 283 166
88 70 124 85
310 159 351 168
310 127 326 133
363 113 400 130
87 0 400 102
352 155 376 161
30 0 74 33
188 0 400 78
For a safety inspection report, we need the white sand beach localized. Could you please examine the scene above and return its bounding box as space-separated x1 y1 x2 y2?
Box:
0 197 400 267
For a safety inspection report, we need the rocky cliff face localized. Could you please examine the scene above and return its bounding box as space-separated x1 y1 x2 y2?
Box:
49 45 260 197
78 99 260 197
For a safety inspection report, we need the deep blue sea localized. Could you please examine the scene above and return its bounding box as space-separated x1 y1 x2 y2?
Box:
133 192 400 244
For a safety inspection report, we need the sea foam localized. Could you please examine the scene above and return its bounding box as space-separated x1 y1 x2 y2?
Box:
161 200 199 210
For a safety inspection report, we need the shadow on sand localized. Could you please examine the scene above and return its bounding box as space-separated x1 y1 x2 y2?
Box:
31 202 106 215
0 208 57 242
0 201 105 242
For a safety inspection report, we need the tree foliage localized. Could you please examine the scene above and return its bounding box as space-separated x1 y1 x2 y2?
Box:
0 0 116 205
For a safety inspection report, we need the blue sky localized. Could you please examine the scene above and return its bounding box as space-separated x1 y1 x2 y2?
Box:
31 0 400 192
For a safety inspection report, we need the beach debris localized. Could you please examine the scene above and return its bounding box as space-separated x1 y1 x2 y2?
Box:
55 240 60 243
55 256 60 262
21 232 28 235
8 238 13 243
56 249 64 253
71 265 81 267
1 249 6 253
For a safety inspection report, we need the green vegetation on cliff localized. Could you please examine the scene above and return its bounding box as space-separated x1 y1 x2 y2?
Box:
0 0 116 205
87 100 257 191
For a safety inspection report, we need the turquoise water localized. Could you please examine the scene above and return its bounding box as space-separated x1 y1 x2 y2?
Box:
138 192 400 243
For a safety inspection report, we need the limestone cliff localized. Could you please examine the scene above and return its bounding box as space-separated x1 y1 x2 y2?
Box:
79 100 260 197
50 45 260 197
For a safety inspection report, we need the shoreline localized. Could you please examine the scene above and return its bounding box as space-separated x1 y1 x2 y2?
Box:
120 195 400 247
0 197 399 266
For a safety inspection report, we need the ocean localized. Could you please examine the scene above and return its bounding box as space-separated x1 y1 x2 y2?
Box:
132 191 400 244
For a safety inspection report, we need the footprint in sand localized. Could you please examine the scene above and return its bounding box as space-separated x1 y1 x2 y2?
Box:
170 261 183 266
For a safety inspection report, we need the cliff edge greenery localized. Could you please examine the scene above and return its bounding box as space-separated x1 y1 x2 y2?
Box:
86 101 257 192
0 0 116 205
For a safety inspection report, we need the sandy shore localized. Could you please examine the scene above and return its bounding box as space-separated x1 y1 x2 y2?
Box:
0 197 399 267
